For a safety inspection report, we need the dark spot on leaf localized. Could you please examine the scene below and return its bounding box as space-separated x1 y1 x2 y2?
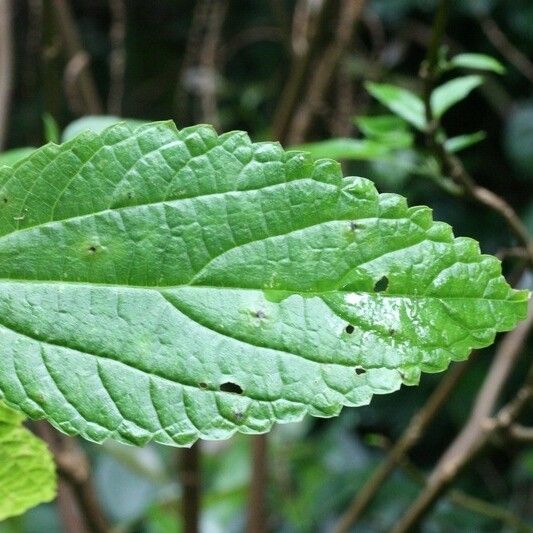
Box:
254 309 266 319
374 276 389 292
219 382 243 394
198 382 208 389
234 411 244 420
1 197 7 204
127 192 133 199
355 367 366 375
389 328 396 336
87 245 98 254
349 221 359 231
345 324 355 334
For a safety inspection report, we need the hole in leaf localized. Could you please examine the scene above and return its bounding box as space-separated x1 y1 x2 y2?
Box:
355 367 366 375
345 324 355 334
219 382 243 394
87 245 98 254
374 276 389 292
198 382 208 389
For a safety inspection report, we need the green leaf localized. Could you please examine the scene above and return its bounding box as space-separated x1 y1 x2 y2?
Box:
355 115 414 148
293 138 391 160
62 115 147 142
444 131 486 153
0 402 56 521
43 114 60 144
0 148 36 167
365 82 426 130
431 75 484 119
449 53 505 75
0 121 527 447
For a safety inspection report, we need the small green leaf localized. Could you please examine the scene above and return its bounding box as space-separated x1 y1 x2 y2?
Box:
365 82 426 130
293 138 391 160
0 148 36 167
355 115 414 148
444 131 486 153
0 121 527 447
449 53 505 75
62 115 147 142
431 75 484 119
0 402 56 521
43 113 60 144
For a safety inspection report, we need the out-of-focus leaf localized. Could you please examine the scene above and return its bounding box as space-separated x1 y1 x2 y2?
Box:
0 402 56 521
431 75 484 119
42 114 60 144
449 53 505 74
504 102 533 180
62 115 147 142
94 444 161 522
295 138 391 160
355 115 414 148
444 131 486 153
365 82 426 130
0 148 36 167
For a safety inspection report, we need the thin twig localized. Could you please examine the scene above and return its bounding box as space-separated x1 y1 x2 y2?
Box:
477 12 533 85
107 0 126 115
0 0 14 150
334 358 473 532
419 1 533 265
393 444 533 532
52 0 103 114
286 0 366 144
34 422 109 533
393 300 533 533
508 424 533 442
198 0 228 129
271 0 327 141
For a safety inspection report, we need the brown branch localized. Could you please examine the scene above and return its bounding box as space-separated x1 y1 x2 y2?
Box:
392 443 533 532
0 0 14 150
198 0 228 130
180 443 201 533
247 434 268 533
392 300 533 533
477 12 533 85
271 0 328 142
52 0 103 115
107 0 126 115
334 358 473 532
34 422 109 533
286 0 365 145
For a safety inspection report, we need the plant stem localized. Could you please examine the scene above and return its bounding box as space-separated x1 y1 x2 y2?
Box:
51 0 103 114
34 422 109 533
420 0 533 264
247 434 268 533
180 442 201 533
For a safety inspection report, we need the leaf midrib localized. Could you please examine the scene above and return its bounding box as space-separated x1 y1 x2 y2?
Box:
0 278 517 302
